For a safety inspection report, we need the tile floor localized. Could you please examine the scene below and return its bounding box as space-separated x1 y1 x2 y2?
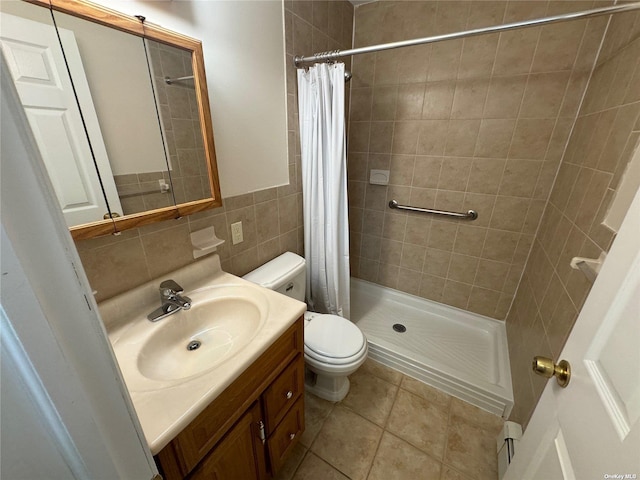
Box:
276 359 505 480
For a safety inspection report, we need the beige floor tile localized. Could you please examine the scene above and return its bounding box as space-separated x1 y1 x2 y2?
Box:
310 405 383 480
368 431 442 480
449 397 504 435
386 389 450 460
440 465 475 480
292 453 349 480
300 392 334 448
274 443 307 480
341 370 398 426
400 376 453 410
359 358 404 385
444 417 499 480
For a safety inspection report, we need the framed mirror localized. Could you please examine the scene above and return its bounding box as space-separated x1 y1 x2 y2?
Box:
1 0 221 240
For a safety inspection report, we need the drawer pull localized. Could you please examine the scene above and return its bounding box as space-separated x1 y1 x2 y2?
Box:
289 433 296 440
285 390 293 399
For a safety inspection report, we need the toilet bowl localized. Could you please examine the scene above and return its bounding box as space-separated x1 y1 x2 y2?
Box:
243 252 367 401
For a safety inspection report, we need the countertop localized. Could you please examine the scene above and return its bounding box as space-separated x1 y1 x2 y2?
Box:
99 254 306 454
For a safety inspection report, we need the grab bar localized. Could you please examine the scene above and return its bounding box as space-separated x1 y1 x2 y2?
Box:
164 75 194 85
388 200 478 220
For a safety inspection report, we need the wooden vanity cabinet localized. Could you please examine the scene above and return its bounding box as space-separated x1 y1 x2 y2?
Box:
155 317 305 480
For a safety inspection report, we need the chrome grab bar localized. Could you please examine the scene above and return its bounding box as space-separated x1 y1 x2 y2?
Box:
388 200 478 220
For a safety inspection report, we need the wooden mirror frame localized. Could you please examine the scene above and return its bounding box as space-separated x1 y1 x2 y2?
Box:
25 0 222 240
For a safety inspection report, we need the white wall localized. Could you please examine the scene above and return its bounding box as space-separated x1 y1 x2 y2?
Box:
90 0 290 198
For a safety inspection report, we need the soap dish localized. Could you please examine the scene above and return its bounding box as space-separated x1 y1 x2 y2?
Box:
191 226 225 259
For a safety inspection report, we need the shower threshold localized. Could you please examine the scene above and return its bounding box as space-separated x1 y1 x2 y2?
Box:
351 278 513 418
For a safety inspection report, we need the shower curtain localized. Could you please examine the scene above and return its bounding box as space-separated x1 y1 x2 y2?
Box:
297 62 350 319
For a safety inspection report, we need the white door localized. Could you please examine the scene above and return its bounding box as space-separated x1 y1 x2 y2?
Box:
0 12 123 226
505 189 640 480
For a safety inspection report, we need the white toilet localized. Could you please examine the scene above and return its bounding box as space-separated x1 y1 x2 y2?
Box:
244 252 367 401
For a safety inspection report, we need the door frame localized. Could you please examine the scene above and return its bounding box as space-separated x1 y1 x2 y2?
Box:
1 55 157 478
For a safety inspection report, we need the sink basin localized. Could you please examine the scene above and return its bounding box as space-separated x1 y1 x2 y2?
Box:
113 284 269 386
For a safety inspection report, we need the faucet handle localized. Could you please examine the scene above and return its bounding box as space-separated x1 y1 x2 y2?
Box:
159 279 183 296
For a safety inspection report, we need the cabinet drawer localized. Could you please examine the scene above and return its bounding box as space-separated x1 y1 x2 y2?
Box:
263 355 304 434
268 397 304 474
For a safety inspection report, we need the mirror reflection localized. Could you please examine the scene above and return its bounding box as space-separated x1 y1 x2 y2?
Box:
143 39 210 206
50 10 176 218
0 1 121 227
1 0 218 234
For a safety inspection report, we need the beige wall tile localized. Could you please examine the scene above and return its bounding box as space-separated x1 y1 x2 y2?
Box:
481 229 519 263
396 84 426 120
442 279 472 309
458 36 500 80
422 81 455 119
400 244 427 271
372 86 399 120
397 268 423 296
382 212 408 242
467 158 506 195
453 225 487 258
419 273 446 301
404 215 431 246
417 120 448 155
448 254 480 284
451 80 490 119
438 157 473 191
484 74 528 118
445 120 481 156
493 28 540 76
499 159 542 198
520 72 571 119
393 121 421 154
423 248 452 277
509 118 555 159
475 119 516 158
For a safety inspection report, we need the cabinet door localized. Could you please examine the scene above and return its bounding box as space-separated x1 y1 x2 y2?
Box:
268 397 304 474
190 403 266 480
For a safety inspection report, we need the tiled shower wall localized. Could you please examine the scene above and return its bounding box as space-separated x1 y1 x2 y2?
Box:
507 7 640 428
348 0 609 320
76 1 354 303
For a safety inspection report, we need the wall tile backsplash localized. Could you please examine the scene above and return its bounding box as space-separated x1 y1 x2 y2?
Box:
348 0 609 320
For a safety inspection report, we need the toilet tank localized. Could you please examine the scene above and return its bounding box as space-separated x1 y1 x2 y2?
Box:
243 252 306 302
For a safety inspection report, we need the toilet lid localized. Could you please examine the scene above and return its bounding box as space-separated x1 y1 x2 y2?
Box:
305 314 365 359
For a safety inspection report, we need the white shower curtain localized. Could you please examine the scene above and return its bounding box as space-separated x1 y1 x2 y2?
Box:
297 62 350 319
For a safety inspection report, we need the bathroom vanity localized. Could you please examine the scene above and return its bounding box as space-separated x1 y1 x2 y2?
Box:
156 318 304 479
99 255 307 480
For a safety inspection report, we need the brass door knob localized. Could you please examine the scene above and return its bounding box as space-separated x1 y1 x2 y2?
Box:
532 356 571 388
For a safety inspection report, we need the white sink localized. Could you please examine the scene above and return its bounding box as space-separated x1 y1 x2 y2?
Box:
111 284 269 390
100 254 307 454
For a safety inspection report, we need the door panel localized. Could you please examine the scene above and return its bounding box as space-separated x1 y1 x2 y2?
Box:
506 190 640 479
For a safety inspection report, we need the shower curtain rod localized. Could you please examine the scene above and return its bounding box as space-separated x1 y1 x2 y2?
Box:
293 2 640 66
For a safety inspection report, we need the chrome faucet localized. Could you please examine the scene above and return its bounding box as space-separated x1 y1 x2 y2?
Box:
147 279 192 322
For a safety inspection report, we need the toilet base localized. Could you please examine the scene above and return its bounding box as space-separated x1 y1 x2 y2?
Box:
304 368 350 402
